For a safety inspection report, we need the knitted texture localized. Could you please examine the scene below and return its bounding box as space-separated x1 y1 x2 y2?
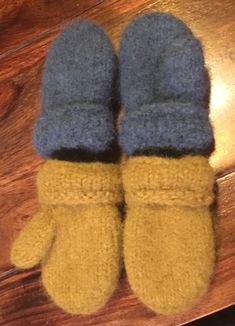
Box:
122 155 215 314
11 160 122 314
34 20 117 158
119 13 213 155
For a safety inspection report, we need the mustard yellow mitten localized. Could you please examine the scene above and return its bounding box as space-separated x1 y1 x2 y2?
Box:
11 160 122 314
122 155 215 314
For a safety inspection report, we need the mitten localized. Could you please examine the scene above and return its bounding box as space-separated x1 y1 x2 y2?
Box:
34 20 117 157
12 160 122 314
122 156 214 314
119 12 213 156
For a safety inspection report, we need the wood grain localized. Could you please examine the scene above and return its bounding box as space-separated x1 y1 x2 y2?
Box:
0 0 103 54
0 0 235 325
0 0 24 22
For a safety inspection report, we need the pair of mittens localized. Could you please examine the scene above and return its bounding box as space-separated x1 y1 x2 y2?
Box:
12 22 122 314
12 13 216 316
119 13 215 314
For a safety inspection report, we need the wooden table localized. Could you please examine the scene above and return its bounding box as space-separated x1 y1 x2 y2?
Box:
0 1 235 325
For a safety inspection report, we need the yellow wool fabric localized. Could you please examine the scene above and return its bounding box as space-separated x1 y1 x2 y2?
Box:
122 155 215 315
11 160 122 315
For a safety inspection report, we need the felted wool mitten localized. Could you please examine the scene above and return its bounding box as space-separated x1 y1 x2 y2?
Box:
34 20 117 157
12 160 122 314
12 21 122 314
119 13 215 314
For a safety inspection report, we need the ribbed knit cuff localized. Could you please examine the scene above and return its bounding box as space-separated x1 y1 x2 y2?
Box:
122 155 214 206
37 160 122 205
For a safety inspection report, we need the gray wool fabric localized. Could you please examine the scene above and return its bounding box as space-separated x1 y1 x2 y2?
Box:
34 20 117 158
119 12 214 156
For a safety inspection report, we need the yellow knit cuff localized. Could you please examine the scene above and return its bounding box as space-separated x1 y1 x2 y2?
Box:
122 155 214 207
37 160 122 205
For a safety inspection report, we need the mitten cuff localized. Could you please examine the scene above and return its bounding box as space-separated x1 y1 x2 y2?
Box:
122 155 214 206
119 102 214 155
37 160 122 205
33 104 114 158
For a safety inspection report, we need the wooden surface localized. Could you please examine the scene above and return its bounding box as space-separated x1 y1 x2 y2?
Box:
0 0 235 325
